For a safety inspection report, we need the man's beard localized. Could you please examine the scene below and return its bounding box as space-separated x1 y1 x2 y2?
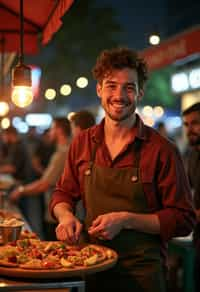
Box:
102 100 136 122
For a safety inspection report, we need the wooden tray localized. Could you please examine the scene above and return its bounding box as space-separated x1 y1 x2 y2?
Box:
0 248 118 279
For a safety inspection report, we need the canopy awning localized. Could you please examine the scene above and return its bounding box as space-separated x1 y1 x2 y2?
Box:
140 26 200 71
0 0 74 54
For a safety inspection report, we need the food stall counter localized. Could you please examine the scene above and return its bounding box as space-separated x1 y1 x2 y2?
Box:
0 277 85 291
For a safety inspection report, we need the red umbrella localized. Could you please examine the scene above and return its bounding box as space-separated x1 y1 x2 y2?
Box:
0 0 74 54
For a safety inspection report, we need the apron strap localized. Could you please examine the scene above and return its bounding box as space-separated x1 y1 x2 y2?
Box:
88 142 99 169
132 138 142 168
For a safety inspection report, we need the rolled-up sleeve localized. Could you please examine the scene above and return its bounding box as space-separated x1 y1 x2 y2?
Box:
155 144 196 241
49 138 82 217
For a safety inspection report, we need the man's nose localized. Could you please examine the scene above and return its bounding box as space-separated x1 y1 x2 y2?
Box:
115 86 126 97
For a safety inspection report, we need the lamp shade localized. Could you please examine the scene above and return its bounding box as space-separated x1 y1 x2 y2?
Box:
12 63 32 87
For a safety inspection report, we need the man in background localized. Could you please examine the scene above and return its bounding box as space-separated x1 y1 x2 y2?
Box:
182 102 200 292
0 126 32 183
70 110 95 137
0 126 33 221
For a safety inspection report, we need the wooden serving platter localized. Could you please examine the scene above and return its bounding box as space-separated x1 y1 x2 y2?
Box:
0 250 118 279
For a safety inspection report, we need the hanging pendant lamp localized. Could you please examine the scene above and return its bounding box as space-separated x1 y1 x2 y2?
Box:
11 0 33 108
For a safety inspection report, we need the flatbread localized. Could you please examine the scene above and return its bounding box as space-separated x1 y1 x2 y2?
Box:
0 239 115 270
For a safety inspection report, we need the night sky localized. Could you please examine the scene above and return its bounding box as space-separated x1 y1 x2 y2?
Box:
99 0 168 50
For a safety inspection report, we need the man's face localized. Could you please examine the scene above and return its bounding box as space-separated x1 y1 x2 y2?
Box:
183 111 200 147
96 68 143 122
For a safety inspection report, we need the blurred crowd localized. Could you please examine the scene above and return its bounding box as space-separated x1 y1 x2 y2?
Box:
0 110 95 239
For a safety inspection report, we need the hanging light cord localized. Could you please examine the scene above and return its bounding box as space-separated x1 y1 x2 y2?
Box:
19 0 24 65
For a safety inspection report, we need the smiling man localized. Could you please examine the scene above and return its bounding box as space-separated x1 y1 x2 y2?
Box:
49 47 196 292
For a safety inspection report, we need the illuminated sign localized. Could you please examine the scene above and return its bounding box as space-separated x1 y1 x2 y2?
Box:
171 67 200 93
30 65 42 98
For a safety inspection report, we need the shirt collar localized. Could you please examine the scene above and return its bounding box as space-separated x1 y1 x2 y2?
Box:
91 113 148 144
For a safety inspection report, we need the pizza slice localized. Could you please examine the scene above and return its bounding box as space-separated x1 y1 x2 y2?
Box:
20 259 44 269
0 259 18 267
81 244 107 264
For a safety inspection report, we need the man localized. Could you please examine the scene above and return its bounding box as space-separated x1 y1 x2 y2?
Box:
10 117 71 239
70 110 95 137
49 48 196 292
182 102 200 292
0 126 32 183
0 126 34 223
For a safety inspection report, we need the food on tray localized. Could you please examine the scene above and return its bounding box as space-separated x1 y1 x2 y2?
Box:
19 229 39 240
0 239 116 270
0 217 24 227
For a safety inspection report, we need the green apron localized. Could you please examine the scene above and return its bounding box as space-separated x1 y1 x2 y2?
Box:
84 140 166 292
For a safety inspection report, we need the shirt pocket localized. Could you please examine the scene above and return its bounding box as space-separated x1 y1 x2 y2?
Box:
141 171 162 211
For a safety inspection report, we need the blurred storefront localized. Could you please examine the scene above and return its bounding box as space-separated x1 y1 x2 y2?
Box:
141 25 200 111
171 65 200 110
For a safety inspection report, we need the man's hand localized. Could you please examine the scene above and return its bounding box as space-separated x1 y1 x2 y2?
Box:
9 186 24 203
55 212 83 245
88 212 125 240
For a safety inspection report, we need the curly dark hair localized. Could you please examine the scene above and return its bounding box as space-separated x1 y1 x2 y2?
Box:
70 110 95 130
92 47 148 90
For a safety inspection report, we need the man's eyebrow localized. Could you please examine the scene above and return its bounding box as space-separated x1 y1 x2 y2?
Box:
104 80 116 84
104 80 137 86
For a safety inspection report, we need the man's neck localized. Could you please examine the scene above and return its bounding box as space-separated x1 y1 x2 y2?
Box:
104 114 136 140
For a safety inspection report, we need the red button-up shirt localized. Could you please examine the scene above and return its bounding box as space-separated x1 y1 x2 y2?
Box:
50 115 196 242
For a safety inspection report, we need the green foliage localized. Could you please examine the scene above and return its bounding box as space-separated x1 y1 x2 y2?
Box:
142 66 178 108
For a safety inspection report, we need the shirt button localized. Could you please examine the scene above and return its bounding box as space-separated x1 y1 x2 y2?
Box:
85 169 91 175
131 176 138 182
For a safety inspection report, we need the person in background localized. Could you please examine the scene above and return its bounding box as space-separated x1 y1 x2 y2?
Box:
9 117 71 239
70 110 96 137
31 129 55 178
182 102 200 292
0 126 32 183
0 126 34 221
49 47 196 292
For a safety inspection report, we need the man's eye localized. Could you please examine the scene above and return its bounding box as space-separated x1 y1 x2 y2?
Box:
107 84 115 89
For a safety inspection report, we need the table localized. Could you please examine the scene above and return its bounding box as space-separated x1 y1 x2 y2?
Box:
168 234 195 292
0 277 85 292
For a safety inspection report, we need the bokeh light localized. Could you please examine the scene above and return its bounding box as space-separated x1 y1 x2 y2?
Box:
45 89 56 100
76 77 88 88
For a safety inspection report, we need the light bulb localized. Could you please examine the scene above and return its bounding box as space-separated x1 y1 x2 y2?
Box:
149 34 160 45
0 102 9 116
11 86 33 108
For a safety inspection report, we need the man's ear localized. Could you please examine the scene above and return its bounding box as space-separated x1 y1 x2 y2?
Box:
96 83 102 98
138 89 144 101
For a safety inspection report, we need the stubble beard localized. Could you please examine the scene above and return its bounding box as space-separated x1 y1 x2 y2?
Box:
102 101 137 122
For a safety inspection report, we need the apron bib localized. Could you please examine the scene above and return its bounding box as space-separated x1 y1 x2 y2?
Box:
84 140 166 292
